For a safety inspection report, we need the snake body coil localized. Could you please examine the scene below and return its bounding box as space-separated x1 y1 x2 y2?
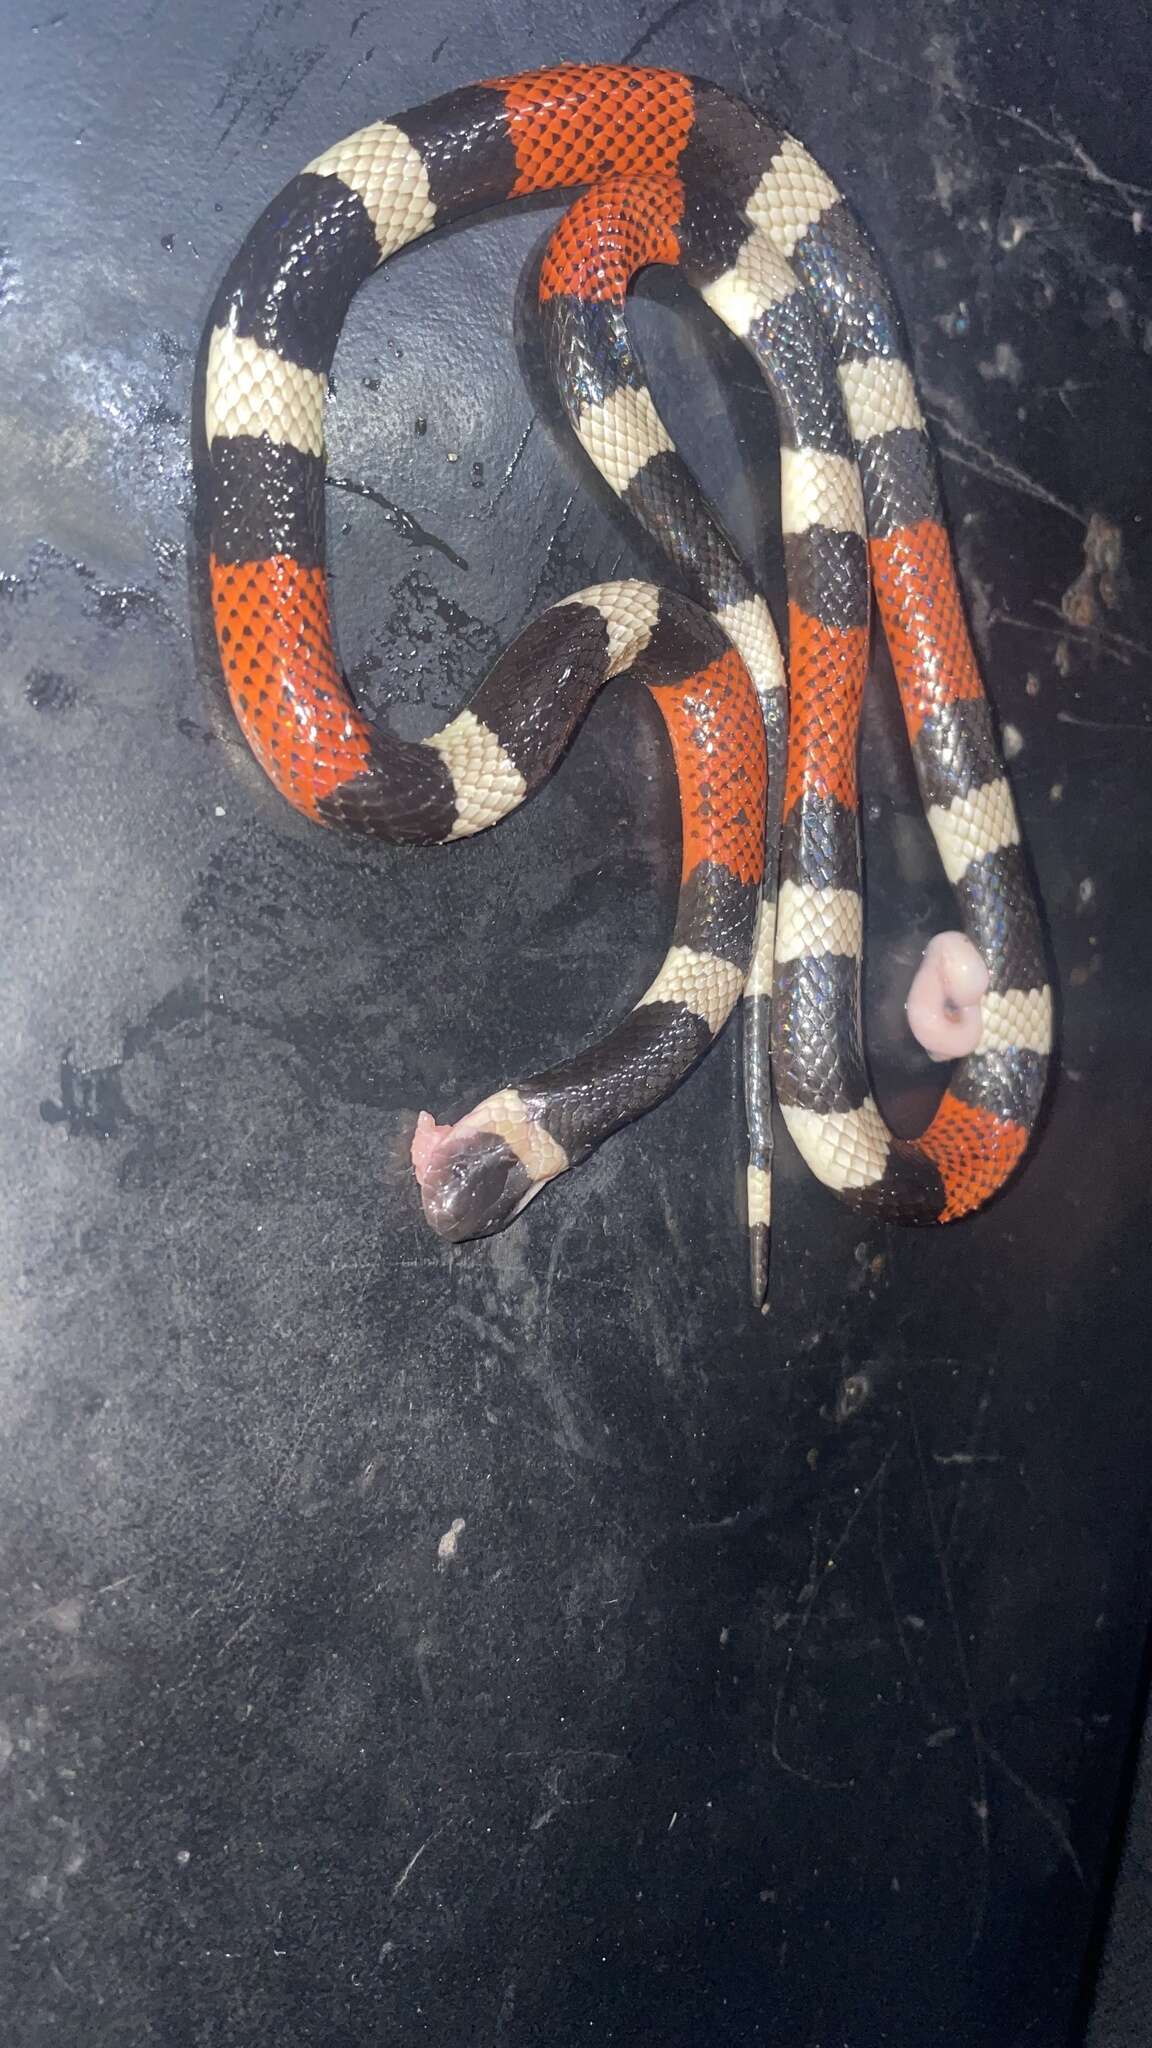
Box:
201 66 1052 1300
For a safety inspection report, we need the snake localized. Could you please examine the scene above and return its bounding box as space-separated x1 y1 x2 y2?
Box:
200 64 1052 1305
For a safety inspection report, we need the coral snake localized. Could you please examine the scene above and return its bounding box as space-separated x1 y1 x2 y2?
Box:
200 65 1052 1304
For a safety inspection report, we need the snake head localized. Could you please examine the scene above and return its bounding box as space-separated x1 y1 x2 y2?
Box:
411 1110 545 1241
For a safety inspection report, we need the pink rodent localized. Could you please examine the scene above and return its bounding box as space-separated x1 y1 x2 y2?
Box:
905 931 989 1061
410 1108 454 1186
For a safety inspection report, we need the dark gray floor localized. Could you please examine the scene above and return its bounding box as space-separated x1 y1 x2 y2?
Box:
3 2 1152 2042
1090 1695 1152 2048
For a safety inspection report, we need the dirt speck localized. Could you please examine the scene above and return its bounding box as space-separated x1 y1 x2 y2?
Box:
978 341 1022 385
25 668 79 713
1062 512 1125 627
834 1372 872 1423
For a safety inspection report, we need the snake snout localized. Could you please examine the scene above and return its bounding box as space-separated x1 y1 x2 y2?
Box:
419 1128 535 1242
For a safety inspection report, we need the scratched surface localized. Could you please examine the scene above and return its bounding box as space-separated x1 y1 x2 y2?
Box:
2 3 1151 2043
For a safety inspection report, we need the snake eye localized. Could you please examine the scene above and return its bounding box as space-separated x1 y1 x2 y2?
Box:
418 1129 535 1241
